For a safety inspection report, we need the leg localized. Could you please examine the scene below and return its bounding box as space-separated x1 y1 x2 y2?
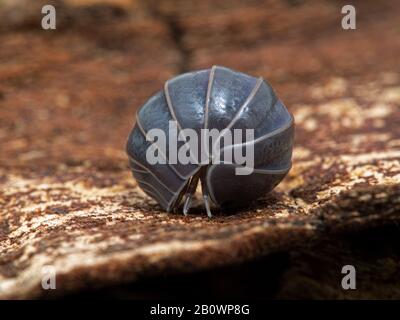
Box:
200 175 212 218
182 171 201 215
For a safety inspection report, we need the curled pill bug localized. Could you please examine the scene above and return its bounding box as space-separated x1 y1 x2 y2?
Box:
126 66 294 217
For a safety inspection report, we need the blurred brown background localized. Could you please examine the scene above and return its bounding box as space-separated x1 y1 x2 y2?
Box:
1 0 398 167
0 0 399 299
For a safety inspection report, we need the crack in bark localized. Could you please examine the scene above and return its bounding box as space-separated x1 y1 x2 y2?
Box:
145 1 190 73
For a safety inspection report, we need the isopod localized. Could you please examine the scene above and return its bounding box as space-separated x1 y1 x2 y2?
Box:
126 66 294 217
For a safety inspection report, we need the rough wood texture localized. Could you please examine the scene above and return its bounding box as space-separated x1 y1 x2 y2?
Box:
0 0 399 299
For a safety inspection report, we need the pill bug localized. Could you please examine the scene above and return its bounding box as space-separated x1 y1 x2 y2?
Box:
126 66 294 217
